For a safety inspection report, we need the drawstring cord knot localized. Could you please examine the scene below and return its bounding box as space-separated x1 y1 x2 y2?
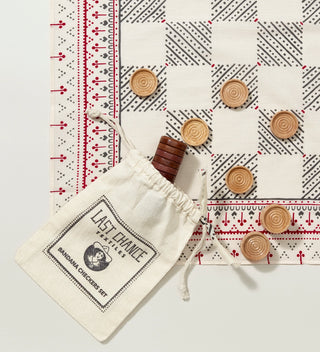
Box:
85 109 136 151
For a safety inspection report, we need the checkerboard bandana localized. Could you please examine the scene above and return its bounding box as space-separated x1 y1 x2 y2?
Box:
51 0 320 267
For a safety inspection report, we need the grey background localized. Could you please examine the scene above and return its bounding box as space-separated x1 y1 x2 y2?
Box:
1 1 320 351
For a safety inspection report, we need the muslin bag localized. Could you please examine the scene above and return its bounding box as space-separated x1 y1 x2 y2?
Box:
15 110 236 342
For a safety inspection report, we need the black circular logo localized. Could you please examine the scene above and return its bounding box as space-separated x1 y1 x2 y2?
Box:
83 242 112 272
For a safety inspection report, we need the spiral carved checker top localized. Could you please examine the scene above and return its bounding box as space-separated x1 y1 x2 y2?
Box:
181 118 209 146
241 232 270 261
261 204 291 234
220 79 249 108
270 111 299 139
129 68 158 97
225 166 254 194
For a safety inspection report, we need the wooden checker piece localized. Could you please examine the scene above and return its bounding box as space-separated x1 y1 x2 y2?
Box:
261 204 291 234
225 166 254 194
220 79 249 108
270 111 299 139
158 170 176 183
241 232 270 261
157 142 185 157
160 136 187 151
151 161 178 176
155 149 183 164
180 118 209 146
153 155 180 169
129 68 158 97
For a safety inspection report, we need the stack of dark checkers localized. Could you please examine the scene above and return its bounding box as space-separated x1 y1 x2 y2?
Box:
152 136 187 183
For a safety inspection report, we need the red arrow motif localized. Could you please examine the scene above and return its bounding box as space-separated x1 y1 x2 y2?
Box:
50 154 67 162
92 93 107 101
92 43 107 52
92 11 107 19
297 250 305 264
267 252 273 264
92 126 107 135
50 20 66 28
92 77 107 86
237 212 247 226
50 187 65 195
291 212 297 226
92 60 106 68
50 121 68 130
92 143 106 151
255 212 261 226
222 213 230 226
231 250 239 258
195 252 204 265
306 212 314 226
51 85 67 95
50 52 65 61
92 27 106 36
92 159 106 168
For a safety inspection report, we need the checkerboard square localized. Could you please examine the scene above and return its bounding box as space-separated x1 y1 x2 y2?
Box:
121 23 165 65
304 111 320 154
120 0 166 23
304 24 320 66
212 109 258 154
121 111 166 155
166 66 212 109
303 155 320 199
257 0 302 22
120 66 167 112
175 153 210 199
303 67 320 111
209 154 258 199
166 22 212 66
212 22 257 64
212 0 257 22
211 64 258 109
258 66 302 109
303 0 320 24
257 22 303 67
257 155 302 198
258 109 304 155
165 109 213 155
166 0 211 21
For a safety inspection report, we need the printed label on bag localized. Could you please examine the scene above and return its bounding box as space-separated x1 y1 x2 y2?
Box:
44 196 159 311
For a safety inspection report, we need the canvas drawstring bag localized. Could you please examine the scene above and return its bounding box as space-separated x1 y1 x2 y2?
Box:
15 109 237 342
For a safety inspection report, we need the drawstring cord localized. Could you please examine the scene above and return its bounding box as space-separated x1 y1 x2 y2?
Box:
211 236 241 267
179 171 208 301
86 109 136 151
179 171 239 301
